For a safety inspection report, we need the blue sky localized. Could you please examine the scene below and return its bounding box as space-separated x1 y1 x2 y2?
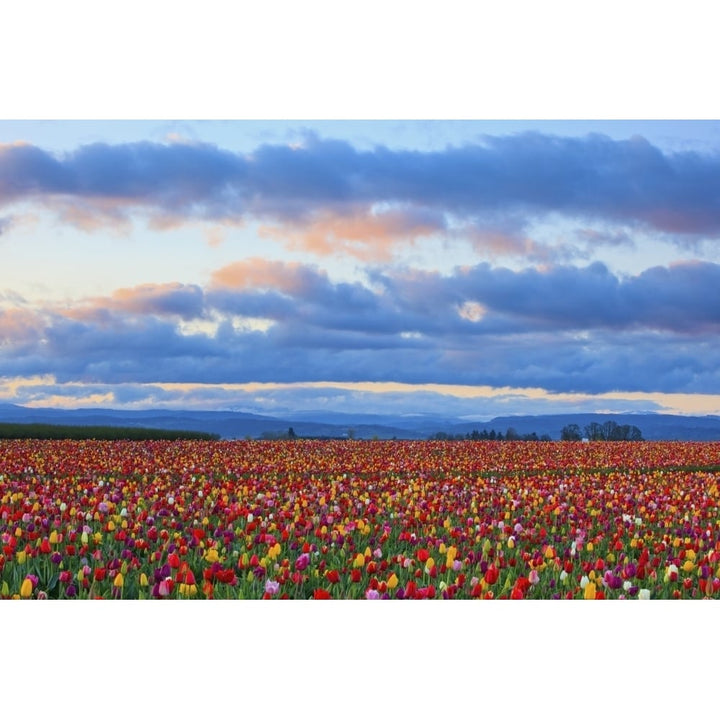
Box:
2 119 720 417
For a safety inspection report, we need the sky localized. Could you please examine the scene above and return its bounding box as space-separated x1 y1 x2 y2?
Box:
2 119 720 418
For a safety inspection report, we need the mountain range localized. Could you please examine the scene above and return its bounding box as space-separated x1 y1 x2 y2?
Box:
0 403 719 441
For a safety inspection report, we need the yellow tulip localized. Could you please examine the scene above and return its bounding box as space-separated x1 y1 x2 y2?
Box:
114 573 124 588
179 583 197 597
139 573 149 587
353 553 365 568
584 581 597 600
15 550 26 565
20 578 33 599
387 573 399 589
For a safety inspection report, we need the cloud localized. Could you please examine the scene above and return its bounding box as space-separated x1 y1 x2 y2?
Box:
258 205 447 260
3 256 720 395
3 131 720 250
0 307 45 345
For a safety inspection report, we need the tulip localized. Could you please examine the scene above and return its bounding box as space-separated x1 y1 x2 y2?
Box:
20 577 33 599
584 581 597 600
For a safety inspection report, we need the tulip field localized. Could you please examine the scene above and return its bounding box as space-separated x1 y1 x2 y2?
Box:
1 438 719 600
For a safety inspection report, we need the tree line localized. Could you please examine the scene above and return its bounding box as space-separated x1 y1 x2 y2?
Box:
429 428 553 441
0 423 220 441
428 420 644 442
560 420 643 441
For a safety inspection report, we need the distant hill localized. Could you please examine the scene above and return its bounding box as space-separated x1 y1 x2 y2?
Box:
0 403 718 441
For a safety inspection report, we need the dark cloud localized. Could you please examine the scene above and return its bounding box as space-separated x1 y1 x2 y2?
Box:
109 283 206 320
378 260 720 334
2 132 720 237
2 256 720 394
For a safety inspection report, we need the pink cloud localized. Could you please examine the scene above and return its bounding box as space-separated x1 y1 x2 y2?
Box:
0 308 45 343
210 257 322 295
259 206 445 260
53 282 204 321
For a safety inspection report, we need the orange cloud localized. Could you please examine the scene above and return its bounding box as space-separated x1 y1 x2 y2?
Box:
259 207 444 260
52 282 204 321
210 257 318 294
0 308 45 342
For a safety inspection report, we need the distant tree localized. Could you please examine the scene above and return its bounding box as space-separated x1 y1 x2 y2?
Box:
288 427 297 439
582 420 643 441
505 427 519 441
629 425 643 441
602 420 619 441
561 423 582 441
